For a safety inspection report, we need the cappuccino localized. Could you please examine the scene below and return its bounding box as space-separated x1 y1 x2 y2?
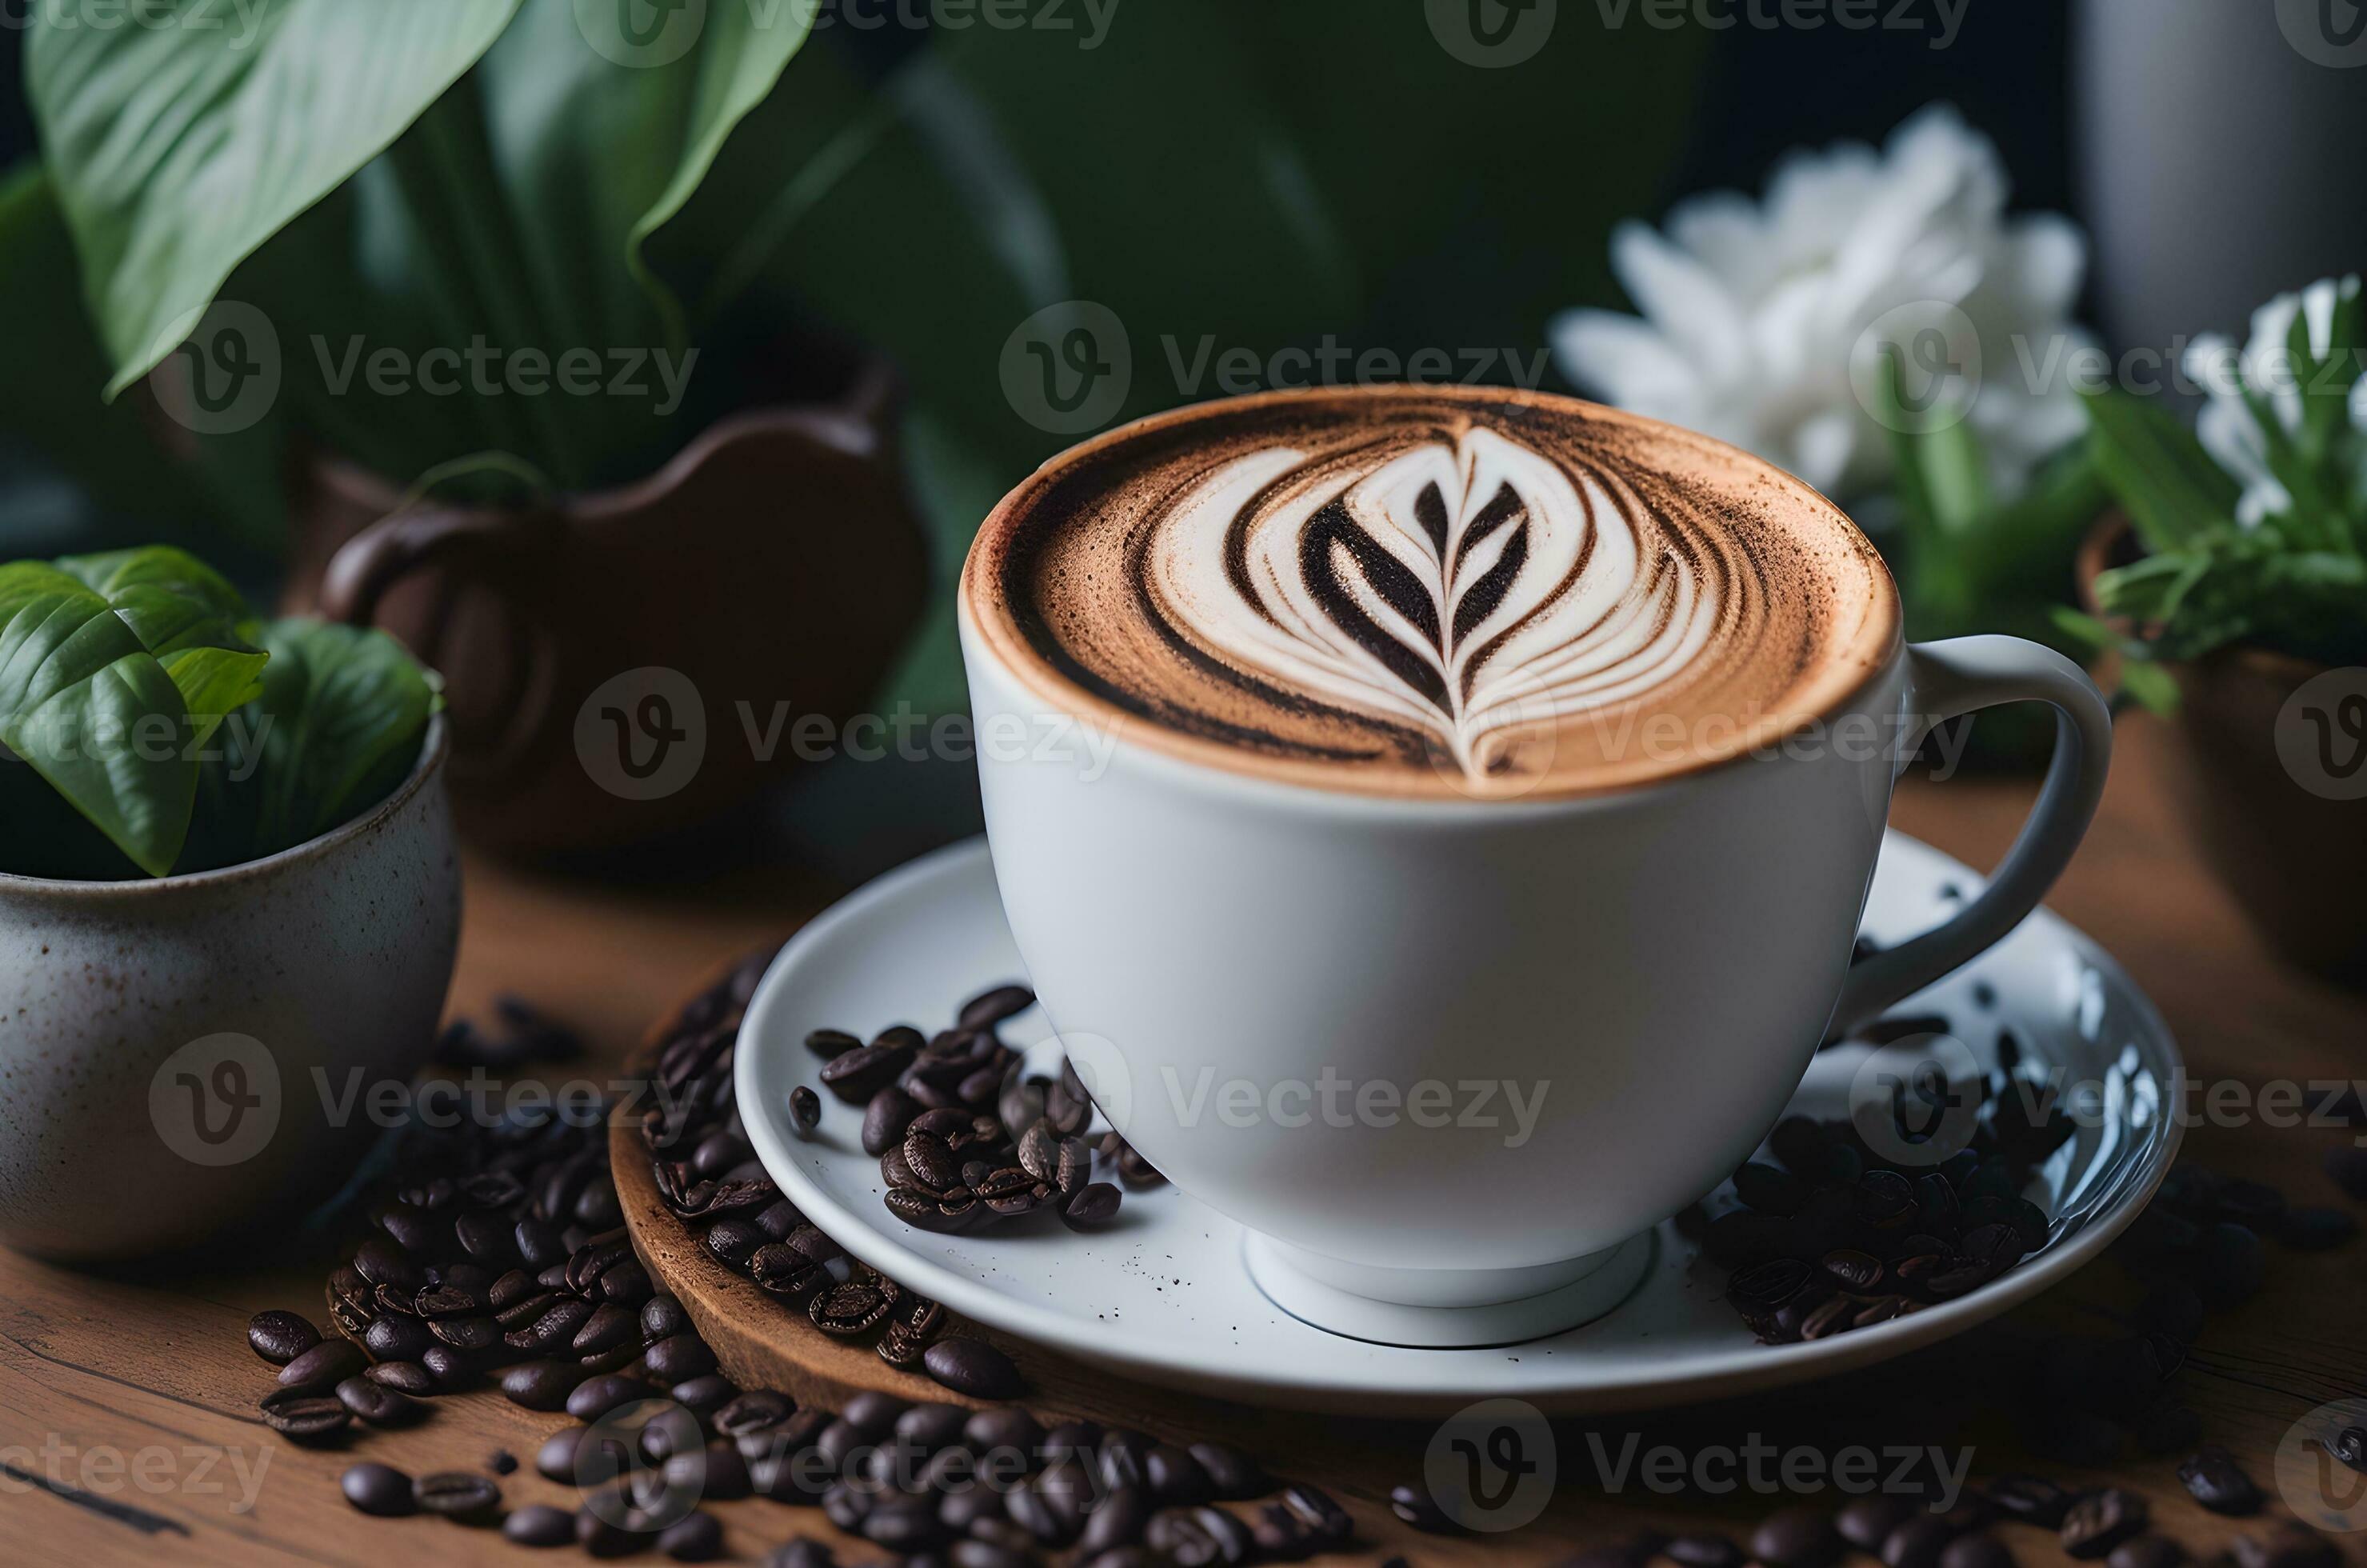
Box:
965 386 1898 798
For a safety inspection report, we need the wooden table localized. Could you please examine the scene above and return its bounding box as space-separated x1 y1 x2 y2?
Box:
5 717 2363 1566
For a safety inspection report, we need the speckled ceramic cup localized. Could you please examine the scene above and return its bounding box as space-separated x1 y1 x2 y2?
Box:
0 718 459 1260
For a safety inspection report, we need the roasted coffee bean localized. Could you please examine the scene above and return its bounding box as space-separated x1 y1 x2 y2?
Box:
952 1541 1034 1568
1881 1514 1960 1568
703 1218 765 1266
658 1510 725 1562
1062 1182 1122 1230
1985 1474 2071 1527
353 1234 422 1293
812 1277 898 1336
1666 1534 1745 1568
656 1375 726 1418
514 1218 565 1270
2231 1524 2341 1568
925 1336 1023 1398
1010 1474 1086 1546
1257 1483 1353 1557
906 1128 962 1192
822 1479 874 1531
1940 1535 2016 1568
600 1260 653 1302
1142 1443 1212 1505
2177 1446 2262 1514
248 1310 322 1366
415 1470 502 1525
430 1314 500 1353
807 1028 862 1060
539 1425 615 1484
1821 1249 1885 1291
639 1292 689 1342
500 1359 586 1411
866 1494 948 1551
361 1314 431 1363
568 1374 660 1422
966 1406 1042 1454
960 985 1035 1029
575 1506 639 1558
769 1541 838 1568
1389 1482 1463 1534
342 1462 415 1516
2060 1490 2148 1559
1837 1497 1924 1550
2327 1425 2367 1472
835 1388 906 1438
508 1294 595 1354
1078 1483 1152 1554
334 1375 422 1427
1752 1507 1845 1568
260 1390 350 1443
823 1044 912 1103
504 1503 577 1547
1148 1506 1254 1565
640 1331 713 1382
864 1086 922 1156
2108 1538 2187 1568
786 1085 823 1137
1184 1440 1265 1500
366 1360 435 1396
573 1302 641 1358
276 1338 366 1394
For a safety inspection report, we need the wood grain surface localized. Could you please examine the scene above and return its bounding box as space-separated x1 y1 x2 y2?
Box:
4 718 2365 1567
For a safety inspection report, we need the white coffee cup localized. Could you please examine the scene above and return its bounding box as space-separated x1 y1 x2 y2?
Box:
958 395 2112 1347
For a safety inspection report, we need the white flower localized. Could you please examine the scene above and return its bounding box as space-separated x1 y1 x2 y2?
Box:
2184 276 2367 528
1550 104 2089 507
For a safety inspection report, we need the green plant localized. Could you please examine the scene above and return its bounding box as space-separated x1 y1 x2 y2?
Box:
0 545 435 880
2057 276 2367 714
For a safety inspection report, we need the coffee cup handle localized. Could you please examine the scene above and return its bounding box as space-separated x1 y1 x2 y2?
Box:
1830 634 2115 1035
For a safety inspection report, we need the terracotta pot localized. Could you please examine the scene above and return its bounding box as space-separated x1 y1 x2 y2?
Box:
2079 514 2367 987
281 354 930 858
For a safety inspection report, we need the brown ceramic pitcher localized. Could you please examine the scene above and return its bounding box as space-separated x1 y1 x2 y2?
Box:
282 354 930 858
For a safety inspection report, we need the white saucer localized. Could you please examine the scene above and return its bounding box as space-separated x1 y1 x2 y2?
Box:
737 834 2182 1415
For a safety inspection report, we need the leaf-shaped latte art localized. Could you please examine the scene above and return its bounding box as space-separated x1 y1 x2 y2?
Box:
1143 426 1725 777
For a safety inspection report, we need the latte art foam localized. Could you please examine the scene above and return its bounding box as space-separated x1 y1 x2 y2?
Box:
967 388 1898 798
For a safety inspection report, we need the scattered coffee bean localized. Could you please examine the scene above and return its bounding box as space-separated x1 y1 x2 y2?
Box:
643 1332 716 1382
2109 1538 2187 1568
1188 1440 1266 1500
1985 1474 2071 1527
414 1470 502 1525
925 1337 1024 1398
1389 1481 1462 1534
1148 1505 1254 1565
658 1510 725 1561
568 1374 659 1422
247 1310 321 1366
789 1085 822 1136
341 1462 414 1516
275 1338 365 1395
1838 1497 1923 1550
1940 1534 2017 1568
1882 1514 1960 1568
334 1375 422 1427
2061 1490 2148 1559
2177 1446 2262 1514
504 1503 577 1547
1752 1507 1845 1568
259 1389 350 1444
365 1360 435 1397
1667 1533 1745 1568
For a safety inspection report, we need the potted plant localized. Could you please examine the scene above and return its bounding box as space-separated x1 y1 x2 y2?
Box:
18 1 930 855
2059 276 2367 986
0 545 458 1258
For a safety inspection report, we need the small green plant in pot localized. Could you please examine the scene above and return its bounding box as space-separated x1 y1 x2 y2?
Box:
0 544 458 1259
0 545 438 880
2058 275 2367 984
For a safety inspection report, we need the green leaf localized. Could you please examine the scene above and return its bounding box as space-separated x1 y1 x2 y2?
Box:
0 564 199 875
2080 387 2242 550
202 618 437 863
27 0 526 397
2117 659 2182 717
54 546 268 745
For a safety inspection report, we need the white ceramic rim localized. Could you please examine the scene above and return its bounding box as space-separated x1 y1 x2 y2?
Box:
737 834 2185 1414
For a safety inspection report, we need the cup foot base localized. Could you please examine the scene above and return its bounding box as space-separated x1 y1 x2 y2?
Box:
1241 1230 1655 1348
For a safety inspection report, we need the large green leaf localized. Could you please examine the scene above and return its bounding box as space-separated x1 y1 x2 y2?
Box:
196 618 437 865
2081 387 2241 551
0 563 200 875
28 0 526 398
